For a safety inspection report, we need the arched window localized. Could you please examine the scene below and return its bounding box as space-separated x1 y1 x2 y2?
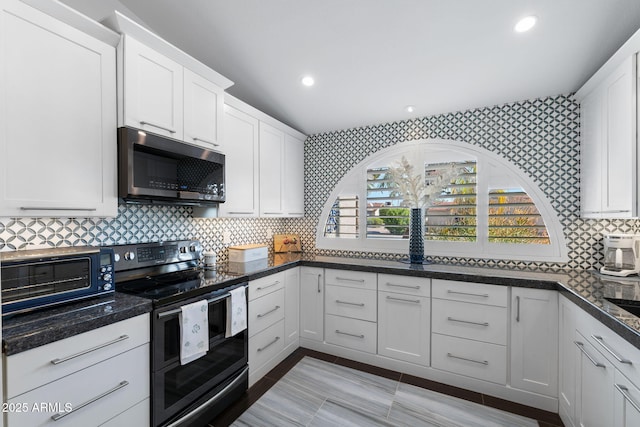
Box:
317 139 568 262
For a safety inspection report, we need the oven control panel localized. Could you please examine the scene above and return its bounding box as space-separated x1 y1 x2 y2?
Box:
111 240 203 271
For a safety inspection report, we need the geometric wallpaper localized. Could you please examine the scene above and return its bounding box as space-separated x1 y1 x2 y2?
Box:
1 93 638 271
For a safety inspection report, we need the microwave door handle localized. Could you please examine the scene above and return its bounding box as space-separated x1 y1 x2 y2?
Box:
157 293 231 319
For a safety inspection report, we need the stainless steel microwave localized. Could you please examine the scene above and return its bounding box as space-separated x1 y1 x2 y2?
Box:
117 127 225 206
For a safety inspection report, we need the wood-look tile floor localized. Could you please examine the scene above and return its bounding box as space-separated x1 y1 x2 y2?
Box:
208 348 564 427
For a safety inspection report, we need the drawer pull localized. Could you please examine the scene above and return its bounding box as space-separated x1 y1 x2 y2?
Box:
335 277 366 283
515 296 520 322
385 282 421 290
257 305 281 318
387 296 421 304
140 120 176 134
446 290 489 298
257 336 280 352
335 330 365 339
446 353 488 365
193 136 220 147
592 335 633 365
615 384 640 413
20 206 97 211
317 274 322 293
50 335 129 365
51 380 129 421
256 281 280 291
575 341 606 368
447 316 489 327
335 300 365 307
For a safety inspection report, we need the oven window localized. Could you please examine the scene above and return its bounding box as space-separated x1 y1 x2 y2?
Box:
1 258 91 303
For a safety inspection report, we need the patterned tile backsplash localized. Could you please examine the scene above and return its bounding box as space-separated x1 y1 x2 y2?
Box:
1 93 638 271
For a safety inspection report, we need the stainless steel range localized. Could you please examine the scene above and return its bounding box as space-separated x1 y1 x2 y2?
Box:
111 240 248 427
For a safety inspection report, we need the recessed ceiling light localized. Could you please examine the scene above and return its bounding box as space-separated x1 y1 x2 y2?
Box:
514 15 537 33
405 105 415 113
301 75 315 87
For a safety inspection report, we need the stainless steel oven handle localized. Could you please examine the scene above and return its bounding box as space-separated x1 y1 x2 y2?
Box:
164 366 249 427
157 292 231 319
51 381 129 421
50 335 129 365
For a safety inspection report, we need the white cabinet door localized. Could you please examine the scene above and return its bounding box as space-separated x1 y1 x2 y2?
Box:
575 333 614 427
614 369 640 427
0 0 117 217
299 267 324 341
378 291 430 366
559 295 577 427
510 288 558 397
580 54 636 218
284 267 300 346
183 68 224 152
259 122 285 216
283 133 305 216
122 35 183 139
219 105 259 216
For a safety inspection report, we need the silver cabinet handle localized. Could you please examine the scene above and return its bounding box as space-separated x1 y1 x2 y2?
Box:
385 282 420 290
317 274 322 293
335 300 365 307
50 335 129 365
581 210 631 214
447 290 489 298
256 281 280 291
447 317 489 327
516 296 520 322
592 335 633 365
140 120 176 134
21 206 97 211
51 380 128 421
228 211 254 214
262 212 282 215
446 353 488 365
257 305 280 318
335 277 365 283
387 296 420 304
335 330 364 339
193 136 220 147
575 341 606 368
257 336 280 352
615 384 640 413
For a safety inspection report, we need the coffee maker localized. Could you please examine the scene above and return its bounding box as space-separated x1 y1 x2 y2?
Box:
600 234 640 277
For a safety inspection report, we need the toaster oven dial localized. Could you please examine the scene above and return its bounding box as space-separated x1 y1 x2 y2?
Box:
102 283 112 291
124 251 136 261
103 273 112 282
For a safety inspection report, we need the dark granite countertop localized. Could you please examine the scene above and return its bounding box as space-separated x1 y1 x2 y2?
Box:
6 252 640 355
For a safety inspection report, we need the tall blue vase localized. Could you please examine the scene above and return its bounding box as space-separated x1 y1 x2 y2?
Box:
409 207 425 263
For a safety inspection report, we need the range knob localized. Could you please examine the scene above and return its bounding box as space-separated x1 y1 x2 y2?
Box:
102 283 112 291
103 273 112 281
124 251 136 261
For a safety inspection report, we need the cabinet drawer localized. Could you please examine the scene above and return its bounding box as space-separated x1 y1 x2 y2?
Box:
432 299 507 345
432 333 506 384
325 285 377 322
249 288 285 337
378 274 430 297
325 314 377 354
249 271 285 301
325 269 377 291
249 319 285 374
432 279 508 307
99 398 149 427
7 344 149 427
6 314 150 399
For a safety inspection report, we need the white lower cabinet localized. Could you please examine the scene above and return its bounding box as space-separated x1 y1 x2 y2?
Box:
325 314 377 354
284 267 300 346
559 295 577 427
575 332 614 427
614 369 640 427
249 319 286 383
300 267 324 341
99 398 150 427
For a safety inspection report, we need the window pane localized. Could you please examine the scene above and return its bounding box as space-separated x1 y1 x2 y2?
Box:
425 161 477 242
489 188 550 244
366 167 409 239
324 195 359 238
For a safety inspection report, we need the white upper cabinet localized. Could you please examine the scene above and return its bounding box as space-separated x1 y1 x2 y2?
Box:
578 54 637 218
184 68 224 151
259 122 286 216
284 134 305 216
0 0 118 217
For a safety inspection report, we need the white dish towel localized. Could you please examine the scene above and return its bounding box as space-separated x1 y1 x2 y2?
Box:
226 286 247 337
179 299 209 365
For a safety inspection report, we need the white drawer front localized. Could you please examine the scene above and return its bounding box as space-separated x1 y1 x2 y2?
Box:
249 319 285 374
325 285 377 322
432 299 507 345
249 288 285 337
432 333 506 384
6 314 150 399
432 279 508 307
249 272 285 301
7 344 150 427
378 274 430 297
325 269 377 291
325 314 377 354
99 398 149 427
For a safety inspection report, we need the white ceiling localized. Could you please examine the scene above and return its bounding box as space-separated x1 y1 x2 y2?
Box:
61 0 640 135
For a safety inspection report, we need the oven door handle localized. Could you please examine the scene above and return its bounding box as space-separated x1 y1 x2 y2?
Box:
157 292 231 319
164 365 249 427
